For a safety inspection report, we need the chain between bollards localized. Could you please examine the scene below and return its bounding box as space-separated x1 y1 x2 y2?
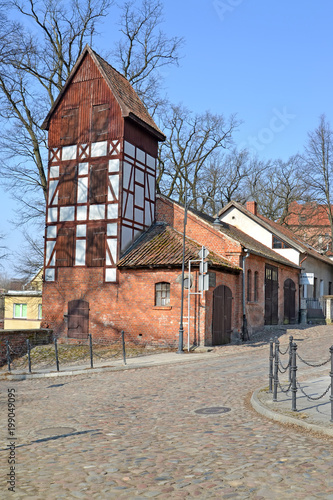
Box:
269 338 274 393
273 338 279 402
291 342 297 412
288 335 293 382
121 330 126 365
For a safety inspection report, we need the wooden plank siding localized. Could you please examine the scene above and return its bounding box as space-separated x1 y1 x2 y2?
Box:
48 53 124 148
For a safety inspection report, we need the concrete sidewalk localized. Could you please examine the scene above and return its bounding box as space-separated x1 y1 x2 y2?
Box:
252 376 333 437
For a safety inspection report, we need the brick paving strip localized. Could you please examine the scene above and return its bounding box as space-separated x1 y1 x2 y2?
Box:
0 325 333 499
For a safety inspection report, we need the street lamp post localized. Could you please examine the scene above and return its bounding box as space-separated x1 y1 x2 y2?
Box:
177 190 188 354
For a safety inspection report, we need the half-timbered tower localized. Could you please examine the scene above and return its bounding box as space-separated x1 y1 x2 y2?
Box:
42 45 165 285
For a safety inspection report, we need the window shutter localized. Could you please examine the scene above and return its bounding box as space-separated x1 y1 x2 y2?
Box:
91 104 110 142
61 108 79 144
58 164 77 205
56 227 75 267
89 162 108 204
87 225 105 267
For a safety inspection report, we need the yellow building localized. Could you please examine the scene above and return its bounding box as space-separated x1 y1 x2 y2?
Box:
3 270 43 330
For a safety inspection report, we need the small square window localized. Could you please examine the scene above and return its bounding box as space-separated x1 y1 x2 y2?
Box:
14 303 27 318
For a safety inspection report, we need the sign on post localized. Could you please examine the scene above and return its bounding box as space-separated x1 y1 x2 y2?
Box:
300 273 314 286
198 246 209 292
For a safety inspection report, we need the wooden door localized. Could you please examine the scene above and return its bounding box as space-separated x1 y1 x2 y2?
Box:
265 264 278 325
212 285 232 345
68 300 89 338
284 278 296 324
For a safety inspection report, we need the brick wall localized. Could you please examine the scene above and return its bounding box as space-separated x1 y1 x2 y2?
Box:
42 266 240 347
0 329 52 367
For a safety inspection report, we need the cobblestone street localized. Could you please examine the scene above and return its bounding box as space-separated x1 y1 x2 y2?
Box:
1 325 333 499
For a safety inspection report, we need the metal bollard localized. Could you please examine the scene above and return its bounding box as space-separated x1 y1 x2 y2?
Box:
269 338 274 393
89 334 93 369
121 330 126 366
291 342 297 412
330 345 333 422
288 335 293 382
54 338 60 372
26 339 32 373
6 340 11 372
273 338 279 402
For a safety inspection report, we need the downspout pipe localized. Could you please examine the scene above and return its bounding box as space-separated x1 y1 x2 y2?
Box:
242 248 250 341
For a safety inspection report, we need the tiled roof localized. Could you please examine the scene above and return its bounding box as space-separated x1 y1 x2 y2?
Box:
285 202 332 227
42 45 165 140
118 222 240 272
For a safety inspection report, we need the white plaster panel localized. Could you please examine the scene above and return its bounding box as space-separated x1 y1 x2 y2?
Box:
110 175 119 200
45 268 55 282
91 141 107 157
76 224 86 237
148 175 155 199
136 148 145 164
220 207 272 248
135 168 145 185
78 162 89 176
121 225 133 252
108 239 117 264
108 203 119 220
147 154 156 170
109 159 119 172
135 185 144 208
60 206 75 221
48 180 58 204
274 248 300 266
89 204 105 220
145 201 152 227
105 268 117 282
77 205 87 221
77 177 88 203
48 207 58 223
125 194 133 220
62 145 77 161
46 240 56 263
75 240 86 266
134 229 142 240
47 226 57 239
107 223 117 236
123 162 132 189
134 208 144 224
124 141 135 158
49 166 59 179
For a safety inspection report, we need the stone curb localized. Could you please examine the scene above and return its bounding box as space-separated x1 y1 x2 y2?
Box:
0 351 218 381
251 387 333 438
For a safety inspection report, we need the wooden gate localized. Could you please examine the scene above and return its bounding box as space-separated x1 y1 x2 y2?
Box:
265 264 278 325
284 278 296 324
212 285 232 345
67 300 89 338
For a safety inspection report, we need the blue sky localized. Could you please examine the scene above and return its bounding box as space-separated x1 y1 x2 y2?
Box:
1 0 333 275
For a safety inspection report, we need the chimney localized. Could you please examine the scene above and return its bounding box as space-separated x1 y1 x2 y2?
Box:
246 201 257 215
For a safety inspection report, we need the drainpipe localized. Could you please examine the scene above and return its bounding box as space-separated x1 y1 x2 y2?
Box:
299 253 308 324
242 248 250 341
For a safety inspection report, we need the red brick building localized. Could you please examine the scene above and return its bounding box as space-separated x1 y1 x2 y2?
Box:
41 46 302 346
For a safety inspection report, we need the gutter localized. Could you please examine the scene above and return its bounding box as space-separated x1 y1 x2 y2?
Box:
242 248 250 341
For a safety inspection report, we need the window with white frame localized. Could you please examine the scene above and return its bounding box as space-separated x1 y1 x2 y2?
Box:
155 282 170 306
13 303 27 318
38 304 42 320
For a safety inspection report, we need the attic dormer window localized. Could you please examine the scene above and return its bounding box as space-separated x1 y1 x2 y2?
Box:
272 236 290 249
91 104 110 142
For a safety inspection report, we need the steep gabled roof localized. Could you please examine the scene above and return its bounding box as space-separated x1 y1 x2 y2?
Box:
219 201 333 266
285 201 332 227
118 222 240 272
42 45 165 141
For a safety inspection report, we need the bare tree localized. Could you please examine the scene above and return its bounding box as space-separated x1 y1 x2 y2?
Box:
111 0 183 115
12 230 44 281
158 104 239 208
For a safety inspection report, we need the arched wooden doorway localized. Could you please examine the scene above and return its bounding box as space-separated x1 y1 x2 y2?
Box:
67 299 89 338
212 285 232 345
284 279 296 324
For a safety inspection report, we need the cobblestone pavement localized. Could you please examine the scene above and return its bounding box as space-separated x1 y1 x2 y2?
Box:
1 325 333 499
